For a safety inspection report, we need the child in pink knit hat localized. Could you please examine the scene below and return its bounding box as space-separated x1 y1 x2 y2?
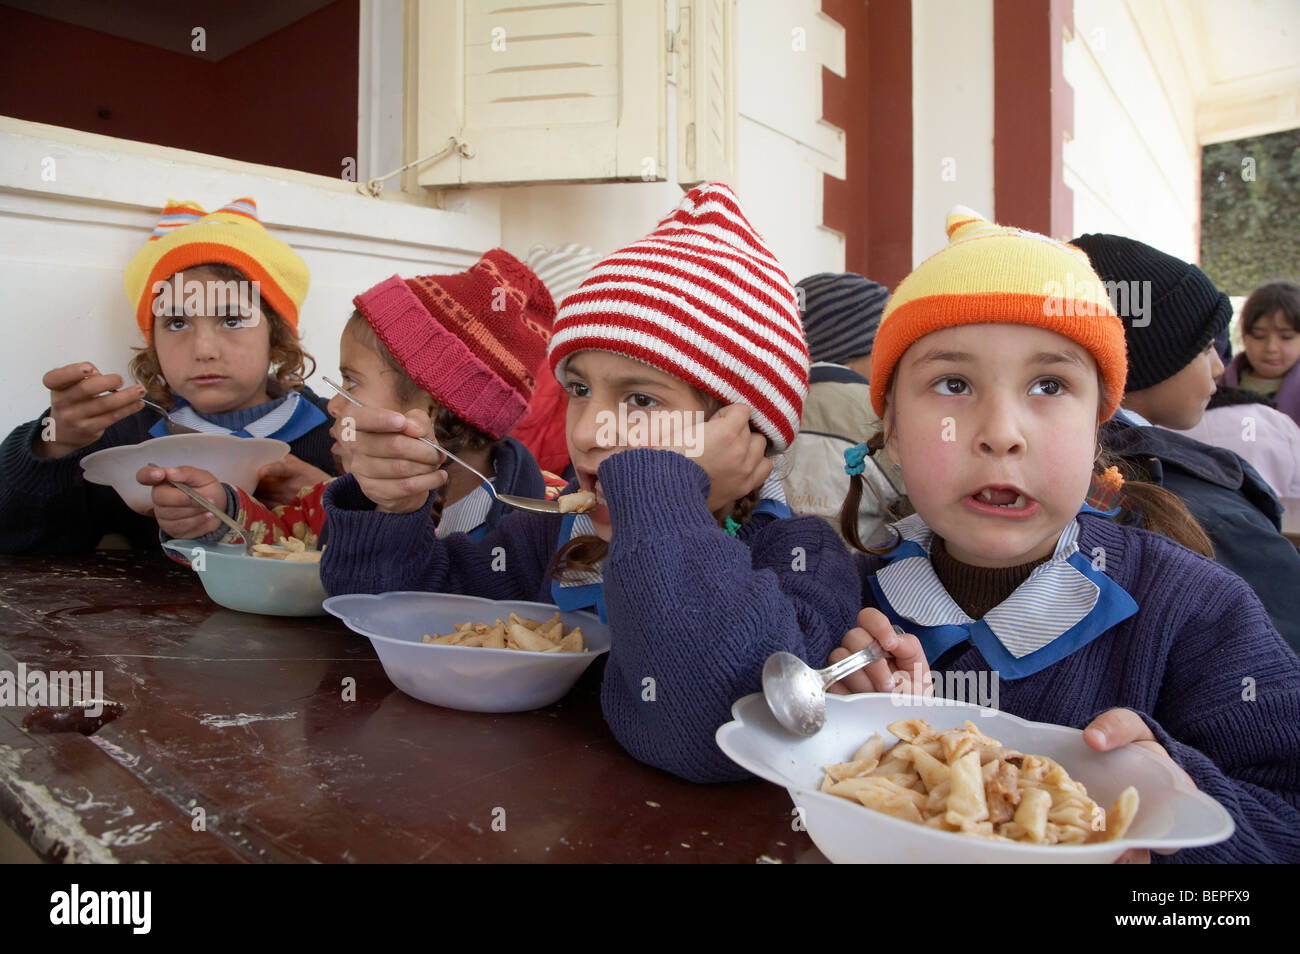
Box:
152 249 558 548
318 183 863 783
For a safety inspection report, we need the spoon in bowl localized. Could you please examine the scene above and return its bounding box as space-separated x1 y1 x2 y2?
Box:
761 628 902 737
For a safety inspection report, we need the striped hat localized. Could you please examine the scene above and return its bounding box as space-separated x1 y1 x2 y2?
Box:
124 198 310 339
547 183 809 452
797 272 890 365
870 206 1127 420
353 249 555 440
526 244 604 307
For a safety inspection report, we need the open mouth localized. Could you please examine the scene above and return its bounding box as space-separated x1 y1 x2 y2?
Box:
576 468 608 507
967 485 1034 512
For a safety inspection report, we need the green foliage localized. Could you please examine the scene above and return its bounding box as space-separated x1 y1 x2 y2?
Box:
1201 127 1300 295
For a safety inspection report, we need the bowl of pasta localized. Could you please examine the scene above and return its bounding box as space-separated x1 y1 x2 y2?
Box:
322 592 611 712
716 692 1235 863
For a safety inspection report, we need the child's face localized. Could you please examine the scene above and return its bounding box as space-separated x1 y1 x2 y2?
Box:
327 323 432 474
883 324 1099 568
1121 342 1222 430
563 350 713 542
1243 311 1300 380
151 266 272 415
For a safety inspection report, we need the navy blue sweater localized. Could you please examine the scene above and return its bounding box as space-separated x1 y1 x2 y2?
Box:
858 515 1300 864
319 448 863 783
0 387 336 554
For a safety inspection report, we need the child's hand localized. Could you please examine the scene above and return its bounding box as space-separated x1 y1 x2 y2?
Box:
33 363 145 459
826 608 933 696
673 403 771 513
339 406 448 514
136 466 228 538
256 454 332 506
1084 708 1193 864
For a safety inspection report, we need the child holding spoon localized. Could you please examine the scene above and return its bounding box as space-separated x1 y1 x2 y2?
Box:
317 183 865 783
829 208 1300 863
147 249 559 548
0 198 336 554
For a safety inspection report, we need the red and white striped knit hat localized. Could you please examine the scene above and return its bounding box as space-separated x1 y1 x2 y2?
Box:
547 183 809 452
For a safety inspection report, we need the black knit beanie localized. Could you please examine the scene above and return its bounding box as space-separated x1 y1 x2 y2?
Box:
1070 233 1231 392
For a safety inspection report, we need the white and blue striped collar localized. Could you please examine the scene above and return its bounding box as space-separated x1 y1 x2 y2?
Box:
436 480 495 539
168 391 302 438
870 514 1138 678
557 512 604 586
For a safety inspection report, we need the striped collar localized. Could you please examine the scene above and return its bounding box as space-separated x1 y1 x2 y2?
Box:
167 392 301 438
436 480 495 539
869 513 1138 678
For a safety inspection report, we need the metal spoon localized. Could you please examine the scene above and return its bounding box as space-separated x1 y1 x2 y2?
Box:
148 463 256 555
321 376 567 515
140 397 201 435
762 628 902 737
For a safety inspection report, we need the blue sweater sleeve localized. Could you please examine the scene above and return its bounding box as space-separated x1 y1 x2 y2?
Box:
318 473 555 600
0 411 158 554
596 449 861 783
1133 573 1300 864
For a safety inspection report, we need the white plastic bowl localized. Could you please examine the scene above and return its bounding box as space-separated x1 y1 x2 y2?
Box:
163 539 328 617
716 692 1235 864
82 433 289 514
323 592 611 712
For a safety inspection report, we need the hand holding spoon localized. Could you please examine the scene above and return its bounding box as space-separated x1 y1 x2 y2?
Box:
762 627 903 736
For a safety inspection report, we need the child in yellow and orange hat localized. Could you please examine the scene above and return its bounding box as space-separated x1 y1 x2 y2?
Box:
0 198 337 554
829 207 1300 864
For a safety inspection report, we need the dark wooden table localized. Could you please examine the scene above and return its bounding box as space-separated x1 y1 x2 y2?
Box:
0 552 823 863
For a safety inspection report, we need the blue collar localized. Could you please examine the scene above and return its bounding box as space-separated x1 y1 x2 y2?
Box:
147 391 327 443
868 513 1137 678
549 512 607 623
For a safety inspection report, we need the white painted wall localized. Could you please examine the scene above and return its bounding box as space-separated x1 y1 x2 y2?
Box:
911 0 996 266
0 118 500 437
1064 0 1200 261
480 0 846 289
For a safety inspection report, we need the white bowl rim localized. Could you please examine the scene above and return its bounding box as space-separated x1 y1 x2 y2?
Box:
323 591 610 658
717 691 1236 854
80 432 290 474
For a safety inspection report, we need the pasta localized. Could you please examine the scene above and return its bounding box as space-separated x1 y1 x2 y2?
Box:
820 719 1139 844
421 612 586 653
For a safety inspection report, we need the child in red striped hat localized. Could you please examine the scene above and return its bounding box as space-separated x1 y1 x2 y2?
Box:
0 198 337 555
318 183 863 783
150 249 558 548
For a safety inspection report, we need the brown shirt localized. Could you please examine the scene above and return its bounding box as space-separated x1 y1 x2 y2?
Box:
930 537 1052 620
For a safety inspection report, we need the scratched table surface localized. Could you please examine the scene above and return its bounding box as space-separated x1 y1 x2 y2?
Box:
0 551 823 864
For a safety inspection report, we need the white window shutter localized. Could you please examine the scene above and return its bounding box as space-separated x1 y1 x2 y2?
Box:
412 0 666 187
676 0 737 187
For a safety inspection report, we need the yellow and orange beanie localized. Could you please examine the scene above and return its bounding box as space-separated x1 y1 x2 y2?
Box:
869 207 1128 420
123 198 310 340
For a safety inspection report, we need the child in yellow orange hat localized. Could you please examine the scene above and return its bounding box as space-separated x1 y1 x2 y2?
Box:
0 198 337 554
828 207 1300 864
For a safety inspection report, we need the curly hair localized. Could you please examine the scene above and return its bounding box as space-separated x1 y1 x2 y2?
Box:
128 262 316 408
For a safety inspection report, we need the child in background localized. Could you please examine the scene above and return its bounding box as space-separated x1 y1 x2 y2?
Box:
0 198 335 554
787 272 904 544
147 249 557 548
1178 385 1300 499
1071 233 1300 656
318 183 862 783
1222 281 1300 426
832 209 1300 863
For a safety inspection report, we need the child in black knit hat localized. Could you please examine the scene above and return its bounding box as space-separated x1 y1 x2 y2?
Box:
1072 233 1300 655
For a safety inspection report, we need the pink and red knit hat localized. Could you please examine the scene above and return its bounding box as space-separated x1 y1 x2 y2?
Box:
547 183 809 452
352 249 556 440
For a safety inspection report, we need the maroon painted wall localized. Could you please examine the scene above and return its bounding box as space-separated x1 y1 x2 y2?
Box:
822 0 913 290
0 1 358 179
